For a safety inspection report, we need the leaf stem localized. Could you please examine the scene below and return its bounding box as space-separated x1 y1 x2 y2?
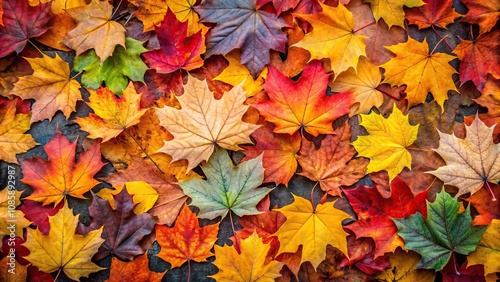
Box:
27 39 44 56
53 268 62 282
430 35 449 55
122 128 164 174
110 0 123 19
431 26 453 51
485 181 497 201
228 211 241 253
71 70 84 80
407 147 434 152
452 253 460 275
353 21 376 33
187 259 191 282
310 182 319 211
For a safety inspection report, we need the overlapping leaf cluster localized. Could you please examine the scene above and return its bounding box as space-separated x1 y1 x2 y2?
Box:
0 0 499 281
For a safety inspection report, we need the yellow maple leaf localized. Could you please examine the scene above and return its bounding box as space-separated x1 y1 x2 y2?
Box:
365 0 425 28
468 219 500 275
210 231 284 281
429 115 500 198
214 51 268 97
10 53 82 123
293 2 367 79
0 100 37 164
0 188 31 241
376 249 435 281
63 0 126 62
273 194 350 270
329 57 383 116
352 105 419 181
96 181 159 214
381 37 458 110
75 82 148 142
167 0 207 35
154 75 260 171
24 202 105 281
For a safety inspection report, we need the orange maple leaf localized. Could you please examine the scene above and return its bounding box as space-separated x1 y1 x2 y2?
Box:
241 122 301 186
20 129 105 205
381 36 458 110
253 61 354 136
298 122 368 196
155 204 219 269
75 83 147 142
108 251 165 282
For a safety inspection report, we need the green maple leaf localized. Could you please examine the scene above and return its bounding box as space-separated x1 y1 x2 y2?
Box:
393 189 486 271
74 37 147 95
179 148 270 220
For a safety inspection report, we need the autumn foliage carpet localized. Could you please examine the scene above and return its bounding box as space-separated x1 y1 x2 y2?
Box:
0 0 499 281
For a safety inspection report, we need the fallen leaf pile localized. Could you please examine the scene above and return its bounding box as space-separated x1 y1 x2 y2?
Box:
0 0 499 281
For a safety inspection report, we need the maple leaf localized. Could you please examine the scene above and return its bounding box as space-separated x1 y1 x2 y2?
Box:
365 0 425 28
63 0 126 62
10 53 82 122
460 0 500 34
20 129 105 206
179 148 270 220
344 177 428 258
466 183 500 225
155 204 219 268
329 57 382 116
210 231 284 281
381 36 458 110
293 2 367 79
404 0 461 29
128 0 167 32
253 61 353 136
143 9 205 74
241 122 300 186
0 188 30 240
213 51 268 97
0 256 28 282
0 100 37 164
453 30 500 91
75 83 147 142
18 199 63 235
375 249 436 281
258 0 300 14
78 188 156 261
154 75 260 171
393 189 487 271
236 196 286 259
429 115 500 199
0 0 51 58
74 37 148 95
298 122 368 196
102 156 188 226
24 202 105 281
467 219 500 275
352 105 419 181
108 251 165 282
475 77 500 116
273 194 350 270
96 181 159 214
340 236 390 275
195 0 288 78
